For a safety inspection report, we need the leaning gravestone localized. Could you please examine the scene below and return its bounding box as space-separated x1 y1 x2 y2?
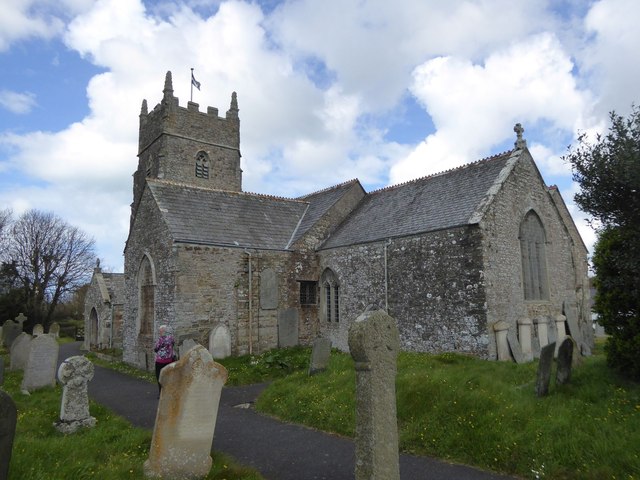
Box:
348 310 400 480
21 334 59 393
2 321 21 349
144 345 228 479
556 337 574 385
32 324 44 336
9 333 32 371
536 342 556 397
49 322 60 339
308 337 331 376
0 390 17 480
209 325 231 359
55 356 96 433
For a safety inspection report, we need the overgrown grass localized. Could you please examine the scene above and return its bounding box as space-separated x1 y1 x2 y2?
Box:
257 347 640 479
1 351 263 479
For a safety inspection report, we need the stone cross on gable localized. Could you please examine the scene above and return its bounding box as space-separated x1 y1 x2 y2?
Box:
514 123 527 149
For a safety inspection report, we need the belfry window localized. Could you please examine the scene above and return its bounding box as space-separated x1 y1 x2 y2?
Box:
195 151 210 179
321 269 340 322
519 210 549 300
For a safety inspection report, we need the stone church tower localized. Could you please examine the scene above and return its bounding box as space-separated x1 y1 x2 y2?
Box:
131 71 242 225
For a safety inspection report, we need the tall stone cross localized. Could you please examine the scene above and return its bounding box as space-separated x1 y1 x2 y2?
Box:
348 310 400 480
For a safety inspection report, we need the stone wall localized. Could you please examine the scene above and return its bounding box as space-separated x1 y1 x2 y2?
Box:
318 225 489 355
83 271 124 350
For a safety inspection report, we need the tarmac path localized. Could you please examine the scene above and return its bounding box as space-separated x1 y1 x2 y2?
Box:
59 342 518 480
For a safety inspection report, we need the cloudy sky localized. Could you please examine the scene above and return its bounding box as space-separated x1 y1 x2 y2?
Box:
1 0 638 271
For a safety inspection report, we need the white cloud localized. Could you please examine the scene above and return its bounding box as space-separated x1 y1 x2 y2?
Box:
0 90 37 114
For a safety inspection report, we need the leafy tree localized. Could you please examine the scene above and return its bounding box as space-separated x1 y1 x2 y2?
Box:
4 210 95 330
565 106 640 380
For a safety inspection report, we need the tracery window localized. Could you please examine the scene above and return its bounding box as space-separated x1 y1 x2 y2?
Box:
519 210 549 300
321 269 340 322
195 151 210 179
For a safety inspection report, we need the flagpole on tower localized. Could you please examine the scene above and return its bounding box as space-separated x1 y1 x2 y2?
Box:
190 68 194 102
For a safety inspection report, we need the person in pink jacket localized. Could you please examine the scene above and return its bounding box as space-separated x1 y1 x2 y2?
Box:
153 324 175 395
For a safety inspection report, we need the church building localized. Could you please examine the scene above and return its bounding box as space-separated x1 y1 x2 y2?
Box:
116 71 592 369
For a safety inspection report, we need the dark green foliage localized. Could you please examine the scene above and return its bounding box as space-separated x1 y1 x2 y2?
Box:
222 346 311 386
565 105 640 380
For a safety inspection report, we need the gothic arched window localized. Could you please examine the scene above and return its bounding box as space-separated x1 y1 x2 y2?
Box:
195 151 210 179
519 210 549 300
321 268 340 322
138 255 156 335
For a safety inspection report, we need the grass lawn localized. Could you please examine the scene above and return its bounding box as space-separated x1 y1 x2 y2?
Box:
256 344 640 480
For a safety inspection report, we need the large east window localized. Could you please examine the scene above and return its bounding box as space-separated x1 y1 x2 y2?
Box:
519 210 549 300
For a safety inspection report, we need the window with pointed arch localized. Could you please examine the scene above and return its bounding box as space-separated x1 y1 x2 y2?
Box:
138 255 155 335
519 210 549 300
321 268 340 322
195 151 210 179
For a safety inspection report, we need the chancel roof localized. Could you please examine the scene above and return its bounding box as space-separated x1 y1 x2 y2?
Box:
320 150 517 249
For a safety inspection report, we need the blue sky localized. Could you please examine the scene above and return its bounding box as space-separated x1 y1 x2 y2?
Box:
1 0 639 271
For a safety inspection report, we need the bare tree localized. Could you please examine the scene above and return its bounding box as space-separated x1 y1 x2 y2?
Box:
6 210 95 329
0 208 12 261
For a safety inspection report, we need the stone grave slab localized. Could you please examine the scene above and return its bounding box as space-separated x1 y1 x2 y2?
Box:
259 268 278 310
348 309 400 480
32 324 44 336
9 333 32 371
308 338 331 376
21 334 59 393
536 342 556 397
55 356 96 433
49 322 60 338
209 325 231 359
507 330 526 364
179 338 199 359
0 390 17 480
14 314 27 328
556 338 574 385
144 345 228 479
278 308 299 348
563 300 583 346
2 321 21 349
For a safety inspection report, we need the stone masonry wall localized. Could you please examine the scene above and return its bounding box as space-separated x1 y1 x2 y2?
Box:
318 225 489 356
480 151 591 358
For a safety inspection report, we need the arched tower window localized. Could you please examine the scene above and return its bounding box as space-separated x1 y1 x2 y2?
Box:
519 210 549 300
321 268 340 322
195 151 210 179
138 255 156 335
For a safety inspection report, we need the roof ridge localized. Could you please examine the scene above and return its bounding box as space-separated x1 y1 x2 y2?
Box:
298 178 360 199
370 149 514 195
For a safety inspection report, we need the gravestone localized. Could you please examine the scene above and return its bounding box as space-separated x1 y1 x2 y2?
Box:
55 356 96 433
9 333 32 371
0 390 17 480
49 322 60 338
0 326 3 345
507 331 525 364
536 342 556 397
179 338 199 359
144 345 228 479
208 325 231 359
259 268 278 310
348 310 400 480
493 321 511 361
14 314 27 328
21 334 59 393
517 317 533 362
2 321 21 349
278 308 299 348
32 324 44 336
0 358 3 387
308 338 331 376
556 338 574 385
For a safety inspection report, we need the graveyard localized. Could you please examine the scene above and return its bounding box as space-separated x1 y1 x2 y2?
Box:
1 332 639 479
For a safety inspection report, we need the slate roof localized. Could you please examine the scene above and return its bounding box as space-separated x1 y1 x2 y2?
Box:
102 273 125 304
320 150 515 249
147 180 308 250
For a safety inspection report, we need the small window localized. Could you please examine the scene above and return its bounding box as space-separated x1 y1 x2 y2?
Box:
321 269 340 323
195 151 209 179
299 281 317 305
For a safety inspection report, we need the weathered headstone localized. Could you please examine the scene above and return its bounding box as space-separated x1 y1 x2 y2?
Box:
9 333 32 371
49 322 60 338
55 356 96 433
534 316 550 348
507 330 525 364
0 390 17 480
556 337 574 385
32 324 44 336
2 321 21 349
278 308 299 347
308 338 331 376
348 310 400 480
554 315 567 356
493 321 511 361
259 268 278 310
144 345 228 479
536 342 556 397
517 317 533 362
179 338 199 359
14 314 27 328
208 325 231 359
21 334 59 393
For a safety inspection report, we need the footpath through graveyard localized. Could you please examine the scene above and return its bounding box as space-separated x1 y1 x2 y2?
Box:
59 342 517 480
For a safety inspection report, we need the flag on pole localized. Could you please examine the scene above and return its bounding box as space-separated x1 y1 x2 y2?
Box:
191 71 201 90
